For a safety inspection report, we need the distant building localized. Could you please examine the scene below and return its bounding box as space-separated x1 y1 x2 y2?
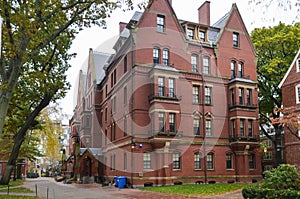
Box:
70 0 262 186
279 48 300 167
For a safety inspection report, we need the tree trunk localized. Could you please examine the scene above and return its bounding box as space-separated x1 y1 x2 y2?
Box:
0 132 25 185
0 94 52 185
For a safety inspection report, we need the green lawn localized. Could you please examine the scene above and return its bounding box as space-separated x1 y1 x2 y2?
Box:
0 180 24 189
0 196 39 199
140 183 250 196
0 187 34 193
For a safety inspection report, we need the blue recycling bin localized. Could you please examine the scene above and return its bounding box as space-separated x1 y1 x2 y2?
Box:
114 176 118 187
117 176 127 188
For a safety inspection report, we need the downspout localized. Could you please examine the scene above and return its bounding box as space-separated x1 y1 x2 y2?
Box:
200 45 207 184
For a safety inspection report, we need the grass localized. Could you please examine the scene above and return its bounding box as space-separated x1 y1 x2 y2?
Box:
0 187 34 193
0 180 24 189
0 196 39 199
140 183 250 196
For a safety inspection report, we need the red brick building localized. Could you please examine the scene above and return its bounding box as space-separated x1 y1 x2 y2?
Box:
279 48 300 167
68 49 110 183
71 0 262 186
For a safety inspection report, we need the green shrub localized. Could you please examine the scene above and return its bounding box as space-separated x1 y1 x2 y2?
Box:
263 164 300 190
242 187 300 199
242 164 300 199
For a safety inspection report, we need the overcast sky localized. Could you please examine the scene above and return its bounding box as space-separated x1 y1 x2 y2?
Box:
59 0 299 122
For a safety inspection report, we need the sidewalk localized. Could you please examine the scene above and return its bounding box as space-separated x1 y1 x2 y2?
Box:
0 178 244 199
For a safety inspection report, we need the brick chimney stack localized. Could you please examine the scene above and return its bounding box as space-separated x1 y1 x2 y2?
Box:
119 22 127 33
198 1 210 26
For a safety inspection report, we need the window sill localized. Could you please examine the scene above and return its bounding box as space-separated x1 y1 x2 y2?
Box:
172 169 181 171
226 169 234 171
143 169 154 172
194 169 202 171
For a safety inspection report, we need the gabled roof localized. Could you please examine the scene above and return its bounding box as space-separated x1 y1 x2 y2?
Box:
80 148 103 161
279 48 300 88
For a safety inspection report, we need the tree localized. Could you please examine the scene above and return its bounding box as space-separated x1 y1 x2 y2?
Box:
0 0 140 185
251 22 300 166
272 107 300 141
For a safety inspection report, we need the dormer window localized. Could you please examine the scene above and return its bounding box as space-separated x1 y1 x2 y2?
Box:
157 15 165 32
187 28 194 40
199 31 205 42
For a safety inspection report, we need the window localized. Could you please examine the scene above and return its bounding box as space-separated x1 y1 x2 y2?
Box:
249 154 255 169
124 86 127 105
191 54 198 72
158 77 165 96
246 89 252 105
157 15 165 32
205 86 212 104
226 154 233 169
203 57 210 74
143 153 151 169
105 108 108 122
238 62 243 77
169 113 176 132
207 153 214 169
233 32 239 47
263 151 272 160
168 78 175 97
296 85 300 104
193 117 200 135
297 59 300 72
193 86 199 104
263 139 272 148
162 49 169 65
124 117 127 137
187 28 194 39
112 96 116 114
173 153 181 169
231 61 236 78
199 31 205 42
240 119 245 137
194 153 201 169
111 154 116 170
248 120 253 137
232 120 236 137
124 55 127 73
205 119 212 136
153 48 160 64
124 152 127 170
238 88 244 105
159 112 165 132
231 88 235 105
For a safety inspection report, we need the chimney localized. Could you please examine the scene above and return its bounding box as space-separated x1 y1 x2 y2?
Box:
198 1 210 26
119 22 127 33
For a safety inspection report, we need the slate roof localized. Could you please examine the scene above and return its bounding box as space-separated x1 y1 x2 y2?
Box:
93 51 111 84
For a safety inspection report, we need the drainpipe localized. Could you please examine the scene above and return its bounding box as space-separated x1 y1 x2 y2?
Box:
200 45 207 184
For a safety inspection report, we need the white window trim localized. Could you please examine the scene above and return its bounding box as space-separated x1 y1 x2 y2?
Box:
297 58 300 73
296 84 300 104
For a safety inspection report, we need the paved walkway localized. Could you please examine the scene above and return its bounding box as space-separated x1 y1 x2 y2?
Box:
0 178 244 199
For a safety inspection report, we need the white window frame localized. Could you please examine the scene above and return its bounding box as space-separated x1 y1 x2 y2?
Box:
296 84 300 104
143 153 151 169
297 58 300 72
